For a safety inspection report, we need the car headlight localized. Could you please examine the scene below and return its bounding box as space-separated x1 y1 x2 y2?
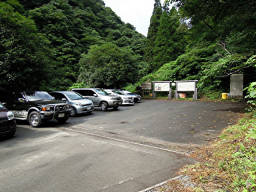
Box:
7 111 14 120
42 105 52 111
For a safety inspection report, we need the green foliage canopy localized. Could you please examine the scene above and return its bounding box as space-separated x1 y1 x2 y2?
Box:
152 7 187 70
131 0 256 94
78 43 139 88
0 0 51 92
0 0 148 91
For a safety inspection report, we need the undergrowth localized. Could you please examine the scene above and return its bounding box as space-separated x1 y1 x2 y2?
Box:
181 114 256 192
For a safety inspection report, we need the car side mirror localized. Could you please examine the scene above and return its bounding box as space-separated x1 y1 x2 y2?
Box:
93 94 98 97
62 98 67 102
18 98 26 103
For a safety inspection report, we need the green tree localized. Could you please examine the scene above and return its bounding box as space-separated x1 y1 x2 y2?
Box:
146 0 162 70
78 43 139 88
26 0 147 90
152 7 187 70
136 0 256 93
0 1 51 92
1 0 148 91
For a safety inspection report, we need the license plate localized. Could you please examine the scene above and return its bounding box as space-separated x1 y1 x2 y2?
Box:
58 113 65 118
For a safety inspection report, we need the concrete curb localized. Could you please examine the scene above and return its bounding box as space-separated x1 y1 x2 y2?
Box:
137 175 184 192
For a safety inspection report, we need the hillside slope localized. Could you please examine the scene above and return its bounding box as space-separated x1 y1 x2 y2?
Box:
130 0 256 95
0 0 147 91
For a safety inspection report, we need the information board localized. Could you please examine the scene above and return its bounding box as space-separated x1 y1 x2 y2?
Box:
154 83 170 92
141 83 152 90
176 82 196 92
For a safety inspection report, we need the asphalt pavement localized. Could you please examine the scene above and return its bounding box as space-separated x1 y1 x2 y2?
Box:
0 100 244 192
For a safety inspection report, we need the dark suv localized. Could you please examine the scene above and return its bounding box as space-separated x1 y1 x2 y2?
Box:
3 91 71 127
0 103 16 138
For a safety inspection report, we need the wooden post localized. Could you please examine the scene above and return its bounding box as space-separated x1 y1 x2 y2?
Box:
168 84 172 100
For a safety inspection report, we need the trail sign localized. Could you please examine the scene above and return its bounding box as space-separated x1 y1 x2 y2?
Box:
141 82 152 90
175 80 198 100
152 81 172 99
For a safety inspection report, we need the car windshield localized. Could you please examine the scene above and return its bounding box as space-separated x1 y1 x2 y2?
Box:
25 91 54 101
95 89 109 96
113 91 124 95
64 92 83 100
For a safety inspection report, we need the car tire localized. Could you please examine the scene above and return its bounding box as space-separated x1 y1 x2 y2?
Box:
70 107 77 116
113 106 119 110
100 102 108 111
58 116 69 124
28 111 42 127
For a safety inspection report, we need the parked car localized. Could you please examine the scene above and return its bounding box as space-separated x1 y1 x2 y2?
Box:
3 91 71 127
72 88 122 111
49 91 94 116
0 102 16 139
120 90 142 103
104 89 134 105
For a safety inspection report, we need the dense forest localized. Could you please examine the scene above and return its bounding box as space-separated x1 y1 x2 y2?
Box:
1 0 256 95
0 0 147 92
128 0 256 96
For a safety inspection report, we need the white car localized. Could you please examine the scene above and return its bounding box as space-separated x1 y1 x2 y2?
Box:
104 89 134 105
120 90 142 103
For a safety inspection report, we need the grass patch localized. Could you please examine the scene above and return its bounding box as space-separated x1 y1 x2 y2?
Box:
179 114 256 192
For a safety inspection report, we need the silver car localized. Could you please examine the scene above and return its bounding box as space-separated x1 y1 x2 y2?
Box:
120 90 142 103
72 88 122 111
50 91 94 116
105 89 134 105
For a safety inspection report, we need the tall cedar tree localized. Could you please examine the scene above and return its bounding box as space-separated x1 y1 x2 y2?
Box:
146 0 162 71
152 6 186 70
133 0 256 93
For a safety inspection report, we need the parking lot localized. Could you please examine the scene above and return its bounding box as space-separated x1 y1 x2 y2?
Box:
0 100 244 192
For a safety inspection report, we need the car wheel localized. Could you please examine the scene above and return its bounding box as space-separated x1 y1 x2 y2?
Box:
113 106 119 110
58 116 69 124
70 107 77 116
70 107 77 117
28 111 42 127
100 102 108 111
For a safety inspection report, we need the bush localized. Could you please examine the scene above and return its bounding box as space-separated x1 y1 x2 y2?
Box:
68 82 88 90
245 82 256 115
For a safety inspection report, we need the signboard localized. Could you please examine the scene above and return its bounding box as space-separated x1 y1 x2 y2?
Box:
141 82 152 90
230 74 243 97
175 80 198 100
154 83 170 92
176 82 196 92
